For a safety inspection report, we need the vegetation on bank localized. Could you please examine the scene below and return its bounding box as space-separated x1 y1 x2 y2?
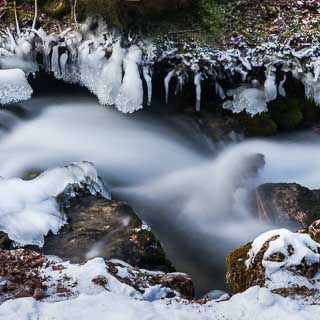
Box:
0 0 226 40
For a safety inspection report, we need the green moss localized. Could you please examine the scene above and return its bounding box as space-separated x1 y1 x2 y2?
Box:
41 0 69 18
194 0 225 37
226 242 252 293
268 98 304 131
298 188 320 226
244 113 277 136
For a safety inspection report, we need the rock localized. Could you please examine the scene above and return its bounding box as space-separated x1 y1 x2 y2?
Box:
226 229 320 301
255 183 320 227
195 111 243 143
0 249 47 302
309 219 320 243
108 260 194 299
0 249 194 303
42 194 174 272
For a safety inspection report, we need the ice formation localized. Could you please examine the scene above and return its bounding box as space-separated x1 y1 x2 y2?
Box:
0 161 109 247
115 45 143 113
1 16 320 113
0 68 33 104
223 85 268 115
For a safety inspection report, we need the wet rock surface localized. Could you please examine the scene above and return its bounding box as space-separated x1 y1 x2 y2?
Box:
42 194 174 272
255 183 320 227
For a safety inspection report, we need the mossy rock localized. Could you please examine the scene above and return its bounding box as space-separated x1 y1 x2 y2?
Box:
42 194 174 272
226 242 253 293
244 113 277 136
0 232 13 249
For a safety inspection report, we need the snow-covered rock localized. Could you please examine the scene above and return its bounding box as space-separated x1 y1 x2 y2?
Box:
0 161 108 247
227 228 320 302
0 69 33 105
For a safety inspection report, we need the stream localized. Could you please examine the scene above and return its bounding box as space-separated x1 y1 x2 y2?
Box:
1 87 320 295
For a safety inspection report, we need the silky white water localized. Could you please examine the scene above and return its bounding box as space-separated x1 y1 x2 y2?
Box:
1 92 320 294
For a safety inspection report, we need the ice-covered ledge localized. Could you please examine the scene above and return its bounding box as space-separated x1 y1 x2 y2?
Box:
1 17 320 115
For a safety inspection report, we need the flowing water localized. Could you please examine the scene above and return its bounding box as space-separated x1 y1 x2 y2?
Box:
1 88 320 295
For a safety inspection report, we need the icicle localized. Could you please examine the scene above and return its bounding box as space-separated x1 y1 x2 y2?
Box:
264 68 277 102
215 81 226 100
143 66 152 106
97 41 125 106
59 52 69 78
164 69 175 104
278 75 287 97
115 45 143 113
235 66 248 82
6 28 17 52
313 59 320 82
194 72 202 112
51 45 60 78
14 1 21 38
239 55 252 71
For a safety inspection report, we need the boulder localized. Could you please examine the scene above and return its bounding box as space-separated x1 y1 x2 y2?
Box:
42 194 174 272
255 183 320 227
226 229 320 301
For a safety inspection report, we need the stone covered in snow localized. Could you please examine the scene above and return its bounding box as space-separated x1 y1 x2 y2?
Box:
226 228 320 302
0 161 108 247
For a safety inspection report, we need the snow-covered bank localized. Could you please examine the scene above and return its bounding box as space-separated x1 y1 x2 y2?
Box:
0 161 108 247
0 249 318 320
0 69 33 104
2 286 318 320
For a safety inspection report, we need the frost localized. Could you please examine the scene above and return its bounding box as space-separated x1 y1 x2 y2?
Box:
0 161 109 247
0 68 33 105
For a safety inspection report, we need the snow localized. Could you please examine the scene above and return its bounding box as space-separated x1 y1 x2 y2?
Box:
0 161 109 247
0 69 33 105
0 256 319 320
